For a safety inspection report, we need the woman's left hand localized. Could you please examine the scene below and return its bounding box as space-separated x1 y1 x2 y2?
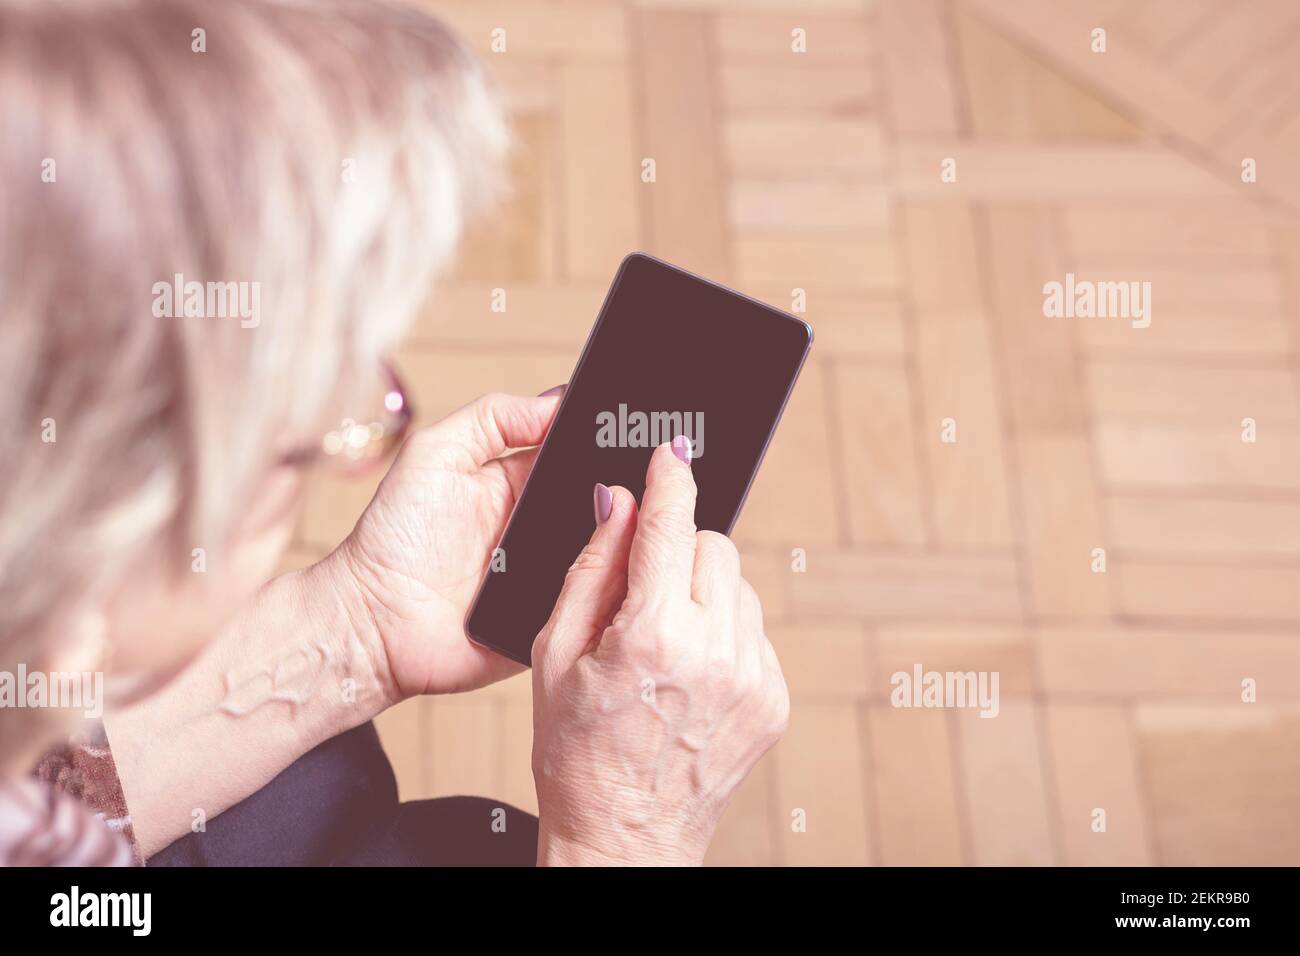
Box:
329 389 563 701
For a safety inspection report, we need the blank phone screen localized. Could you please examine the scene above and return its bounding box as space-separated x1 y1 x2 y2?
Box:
465 253 813 665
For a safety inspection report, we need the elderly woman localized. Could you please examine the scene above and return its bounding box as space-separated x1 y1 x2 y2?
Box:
0 0 788 866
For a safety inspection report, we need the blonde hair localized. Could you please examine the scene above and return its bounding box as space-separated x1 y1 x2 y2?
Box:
0 0 504 662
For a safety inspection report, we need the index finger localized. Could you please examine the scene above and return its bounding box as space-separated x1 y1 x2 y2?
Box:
628 436 698 599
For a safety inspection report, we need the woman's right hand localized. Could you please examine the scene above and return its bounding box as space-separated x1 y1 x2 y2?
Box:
530 438 790 866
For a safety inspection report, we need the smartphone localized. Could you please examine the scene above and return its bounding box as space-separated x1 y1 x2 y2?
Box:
466 253 813 665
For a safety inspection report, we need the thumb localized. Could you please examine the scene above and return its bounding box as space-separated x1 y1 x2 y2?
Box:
533 483 638 676
427 391 563 468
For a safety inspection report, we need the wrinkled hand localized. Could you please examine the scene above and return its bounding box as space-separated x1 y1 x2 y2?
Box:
531 440 790 866
331 390 562 702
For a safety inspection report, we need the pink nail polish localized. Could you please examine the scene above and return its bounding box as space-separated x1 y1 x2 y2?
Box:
671 434 693 465
538 384 567 398
593 483 612 523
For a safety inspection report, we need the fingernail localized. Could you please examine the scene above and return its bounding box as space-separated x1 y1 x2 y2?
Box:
593 483 613 523
538 384 567 398
671 434 693 466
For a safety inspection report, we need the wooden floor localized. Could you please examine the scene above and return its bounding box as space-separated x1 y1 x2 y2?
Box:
285 0 1300 865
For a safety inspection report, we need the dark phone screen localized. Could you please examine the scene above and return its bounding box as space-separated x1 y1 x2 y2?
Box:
466 254 812 665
